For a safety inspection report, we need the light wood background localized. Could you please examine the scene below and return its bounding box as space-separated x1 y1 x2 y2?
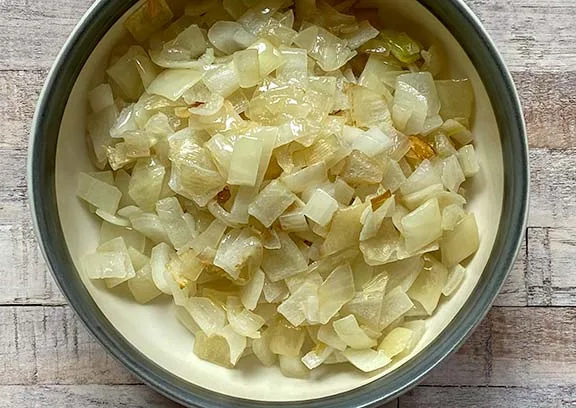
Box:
0 0 572 406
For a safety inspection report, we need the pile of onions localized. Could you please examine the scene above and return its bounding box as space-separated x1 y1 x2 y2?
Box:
79 0 480 378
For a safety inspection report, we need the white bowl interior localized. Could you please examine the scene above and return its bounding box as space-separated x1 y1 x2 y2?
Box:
55 0 503 402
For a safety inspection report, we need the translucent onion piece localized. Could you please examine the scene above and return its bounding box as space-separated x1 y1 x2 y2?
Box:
189 94 225 116
333 314 377 349
241 269 265 310
378 327 414 358
227 297 265 338
321 202 365 256
317 324 347 351
82 250 134 281
168 249 205 282
124 0 173 42
87 105 118 168
202 63 241 97
233 48 262 88
95 209 130 227
443 264 466 297
248 180 297 227
401 198 442 253
442 203 466 231
360 195 395 241
343 20 379 50
352 127 394 158
213 228 263 280
228 136 264 186
379 287 414 330
317 263 355 323
263 278 289 303
208 21 257 54
458 145 480 178
407 256 448 315
269 320 305 356
403 320 426 353
293 25 356 72
436 79 474 122
156 197 195 250
175 304 202 335
252 328 277 366
190 219 228 260
442 119 474 145
350 85 391 128
441 155 465 193
279 355 310 378
77 172 122 214
277 47 309 84
106 47 145 101
303 189 338 227
340 150 387 186
281 162 328 194
186 297 227 336
128 157 166 211
277 279 319 326
280 209 309 232
194 332 233 368
128 264 163 304
248 39 285 76
400 160 442 196
100 221 146 253
342 349 391 373
441 213 480 267
343 273 387 328
150 242 174 294
88 83 115 113
302 344 334 369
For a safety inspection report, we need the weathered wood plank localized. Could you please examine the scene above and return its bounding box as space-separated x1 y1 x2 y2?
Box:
1 0 576 71
424 307 576 387
401 386 576 408
0 306 136 384
0 385 181 408
0 0 93 70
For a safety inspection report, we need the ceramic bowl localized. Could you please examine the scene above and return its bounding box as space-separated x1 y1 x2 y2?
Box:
29 0 528 406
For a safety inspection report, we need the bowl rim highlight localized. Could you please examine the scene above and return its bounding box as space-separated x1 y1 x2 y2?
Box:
28 1 529 407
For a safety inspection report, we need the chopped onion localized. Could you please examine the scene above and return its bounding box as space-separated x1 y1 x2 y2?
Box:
233 48 262 88
208 21 257 54
252 328 277 366
321 202 365 256
241 269 266 310
378 327 414 358
317 264 355 323
294 25 356 72
228 136 264 186
443 264 466 297
279 355 310 378
269 319 306 356
227 297 265 338
150 242 174 294
343 349 391 372
202 63 241 97
303 189 339 227
88 83 115 113
248 180 297 227
458 145 480 177
187 296 227 336
407 256 448 315
379 287 414 330
281 162 328 194
302 344 334 369
333 314 377 349
441 213 480 267
441 155 465 193
156 197 195 250
76 172 122 214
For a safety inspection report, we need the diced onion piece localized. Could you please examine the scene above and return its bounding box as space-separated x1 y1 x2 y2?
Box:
147 68 204 102
188 94 225 116
343 20 379 49
203 63 241 97
278 278 319 326
407 256 448 315
127 157 166 211
156 197 194 250
333 315 377 349
321 202 365 256
263 279 289 303
402 184 444 211
270 320 305 356
401 198 442 253
100 221 145 253
95 209 130 227
252 328 277 366
279 355 310 378
343 273 387 327
77 172 122 214
303 189 338 227
294 25 356 72
403 320 426 353
228 136 264 186
175 305 202 335
106 47 145 101
193 332 233 368
441 213 480 267
233 48 262 88
277 47 309 84
442 204 466 231
279 210 309 232
436 79 474 122
227 297 265 338
82 250 133 280
124 0 173 42
248 39 284 76
379 287 414 330
128 264 162 304
88 84 115 113
168 249 205 282
281 162 328 194
443 264 466 297
248 180 297 227
261 231 308 282
302 345 334 369
458 145 480 177
241 269 265 310
378 327 414 358
190 219 228 260
360 195 395 241
150 242 174 294
208 21 257 54
400 160 442 196
351 127 394 158
317 264 355 324
343 349 391 372
214 229 263 280
441 155 465 193
186 297 227 336
317 324 347 351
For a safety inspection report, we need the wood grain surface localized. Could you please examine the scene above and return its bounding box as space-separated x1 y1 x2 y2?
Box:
0 0 572 406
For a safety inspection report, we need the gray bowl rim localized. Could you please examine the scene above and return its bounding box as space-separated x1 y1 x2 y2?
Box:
28 1 529 407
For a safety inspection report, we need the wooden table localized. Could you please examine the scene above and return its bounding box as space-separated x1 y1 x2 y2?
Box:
0 0 571 406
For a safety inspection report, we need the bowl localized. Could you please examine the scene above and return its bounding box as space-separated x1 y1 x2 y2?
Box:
28 0 529 406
